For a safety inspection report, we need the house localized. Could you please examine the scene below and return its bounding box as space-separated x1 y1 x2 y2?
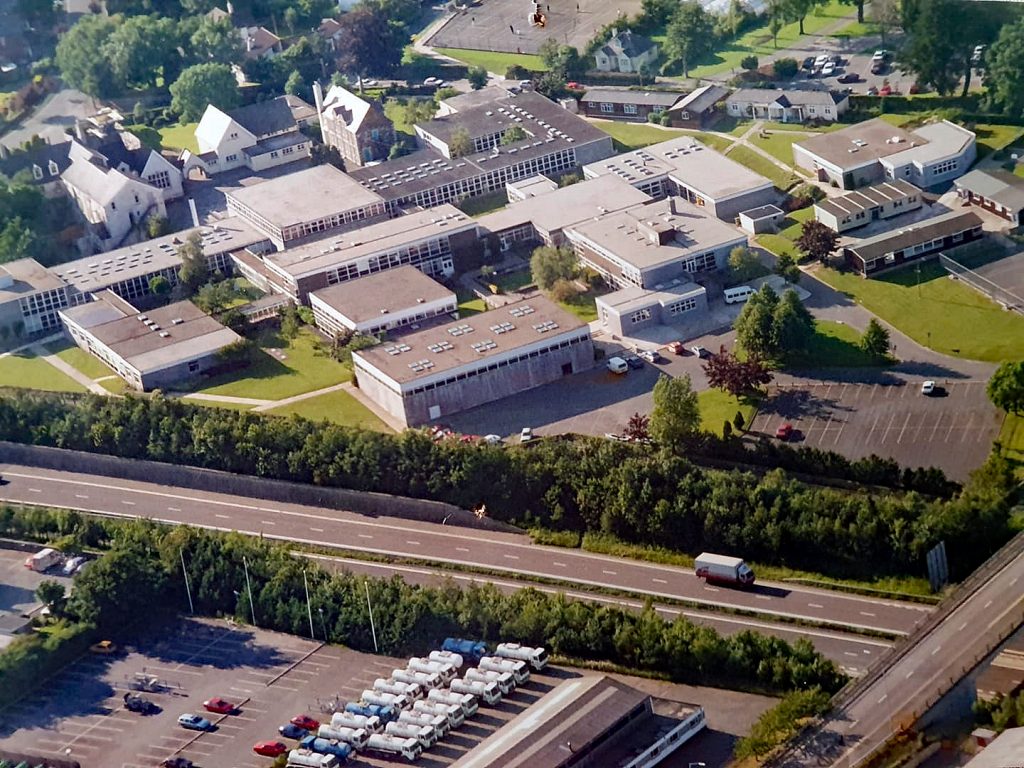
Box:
184 96 311 176
793 118 976 191
283 94 318 128
309 266 457 338
316 83 396 167
596 282 708 338
72 118 183 203
317 17 344 51
0 140 72 196
964 726 1024 768
206 6 282 59
843 209 984 276
814 179 922 233
583 135 777 221
60 292 243 391
353 295 593 427
564 196 749 289
954 169 1024 227
61 141 168 253
579 88 685 122
594 28 658 73
665 84 729 129
726 88 849 124
0 259 71 336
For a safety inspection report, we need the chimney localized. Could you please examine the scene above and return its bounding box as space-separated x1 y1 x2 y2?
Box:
313 81 325 115
0 144 7 160
226 0 234 14
188 198 200 227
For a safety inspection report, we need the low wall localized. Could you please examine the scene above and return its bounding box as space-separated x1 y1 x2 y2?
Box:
0 442 518 533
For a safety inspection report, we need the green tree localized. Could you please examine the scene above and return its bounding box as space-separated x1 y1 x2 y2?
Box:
68 539 171 631
0 217 38 263
734 284 779 358
501 125 527 145
194 280 239 314
149 275 172 296
284 69 306 97
727 246 763 283
773 57 799 78
734 687 831 759
640 0 678 27
988 361 1024 415
665 1 715 77
538 38 585 80
782 0 823 36
170 63 240 121
984 16 1024 119
402 98 436 126
650 373 701 450
860 318 891 360
839 0 865 23
188 16 244 65
36 580 66 615
448 127 473 158
103 15 181 89
146 215 170 238
898 0 966 96
283 5 299 32
335 7 406 77
530 245 577 290
774 252 801 283
795 219 838 263
55 14 120 97
767 0 784 48
774 289 813 354
740 54 758 70
176 232 208 296
467 66 488 90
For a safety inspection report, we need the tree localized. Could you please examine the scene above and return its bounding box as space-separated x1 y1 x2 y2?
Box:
871 0 901 47
548 278 578 302
640 0 678 27
17 0 61 28
449 128 473 158
624 412 650 442
170 63 240 121
782 0 823 36
650 374 701 450
767 0 784 48
0 217 38 263
740 55 758 71
176 232 208 296
703 346 773 396
335 7 406 78
149 275 172 296
734 285 779 358
402 98 436 127
283 5 299 32
530 245 577 290
468 66 488 90
501 125 527 145
839 0 865 23
665 1 715 77
773 57 799 78
795 220 838 263
773 288 813 354
285 69 306 97
36 580 66 615
984 16 1024 119
194 280 239 314
898 0 966 96
860 318 891 360
727 246 764 283
774 252 801 283
988 361 1024 415
103 15 181 89
538 39 585 81
146 215 170 238
55 14 120 97
189 16 244 65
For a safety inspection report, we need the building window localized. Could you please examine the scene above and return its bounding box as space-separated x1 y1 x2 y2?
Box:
630 308 652 323
148 171 171 189
188 361 200 373
230 132 238 139
600 103 614 113
48 161 59 177
623 104 638 115
668 297 697 315
225 154 238 162
371 129 380 140
270 151 279 158
931 158 959 176
809 106 817 115
283 145 294 155
32 165 43 180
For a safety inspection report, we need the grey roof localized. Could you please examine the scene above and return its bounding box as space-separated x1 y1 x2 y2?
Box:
964 726 1024 768
796 118 974 172
310 265 455 324
597 281 706 315
815 179 920 219
847 210 983 262
740 204 784 220
0 141 72 184
600 29 656 58
581 88 685 107
227 97 299 138
955 169 1024 212
0 259 66 304
728 88 846 107
439 85 515 113
669 84 730 115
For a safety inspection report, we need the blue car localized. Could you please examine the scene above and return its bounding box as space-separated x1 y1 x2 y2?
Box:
177 713 212 731
278 723 309 740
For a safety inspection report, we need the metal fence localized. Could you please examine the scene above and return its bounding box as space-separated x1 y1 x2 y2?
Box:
940 253 1024 315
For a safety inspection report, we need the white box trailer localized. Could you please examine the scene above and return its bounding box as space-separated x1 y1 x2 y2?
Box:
428 688 477 717
330 711 382 734
393 668 444 690
428 650 464 669
317 724 369 749
364 733 422 763
375 677 424 700
413 699 464 728
465 667 515 695
450 678 502 706
24 548 62 572
362 689 412 712
495 642 549 672
694 553 755 586
399 709 449 737
385 720 436 749
409 657 457 682
479 656 530 685
287 750 338 768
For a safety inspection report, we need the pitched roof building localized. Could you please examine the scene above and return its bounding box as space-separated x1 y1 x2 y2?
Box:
954 168 1024 227
727 88 849 123
580 88 686 122
317 83 396 167
594 28 658 73
843 209 984 275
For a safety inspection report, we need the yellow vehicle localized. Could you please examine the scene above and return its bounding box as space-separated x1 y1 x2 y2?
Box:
90 640 117 654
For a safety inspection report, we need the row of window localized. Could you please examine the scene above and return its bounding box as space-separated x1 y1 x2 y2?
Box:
930 158 960 176
322 240 455 286
629 308 652 324
592 102 650 116
667 296 698 315
19 288 68 317
281 202 389 242
148 171 172 190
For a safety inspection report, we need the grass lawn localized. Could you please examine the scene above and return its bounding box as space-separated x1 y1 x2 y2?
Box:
458 291 487 316
877 113 920 128
47 340 112 380
815 263 1024 362
787 320 885 368
384 98 419 137
726 144 799 190
194 327 352 400
749 130 806 166
490 269 534 293
698 389 761 436
974 123 1024 161
99 376 131 394
265 388 391 432
434 48 547 74
157 122 199 153
558 291 598 322
457 190 509 218
1015 162 1024 180
592 120 733 153
756 206 814 259
832 19 880 37
0 350 85 393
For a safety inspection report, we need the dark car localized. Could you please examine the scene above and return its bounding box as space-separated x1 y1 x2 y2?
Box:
279 722 310 739
837 72 861 84
123 693 159 715
801 56 815 70
161 759 193 768
870 61 887 75
625 355 644 370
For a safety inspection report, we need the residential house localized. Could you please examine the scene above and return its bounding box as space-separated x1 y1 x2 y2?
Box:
594 29 658 74
184 96 311 176
954 169 1024 227
316 83 396 167
726 88 849 124
665 84 729 129
843 210 984 276
206 6 282 59
814 179 922 233
317 17 344 51
580 88 685 122
0 140 72 197
72 118 183 203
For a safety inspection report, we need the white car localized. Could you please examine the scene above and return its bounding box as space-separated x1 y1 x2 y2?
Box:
690 345 709 359
483 434 503 445
423 77 443 86
814 54 829 68
62 556 86 576
921 380 936 395
520 427 533 443
821 62 836 77
871 50 889 63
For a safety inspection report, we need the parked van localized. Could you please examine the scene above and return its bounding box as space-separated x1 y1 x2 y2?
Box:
606 356 628 374
724 285 755 304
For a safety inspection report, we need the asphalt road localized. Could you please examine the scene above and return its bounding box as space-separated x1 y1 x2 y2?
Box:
0 464 932 641
0 87 94 147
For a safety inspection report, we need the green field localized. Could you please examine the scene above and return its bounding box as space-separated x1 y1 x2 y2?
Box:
726 144 799 190
158 122 200 153
265 388 390 431
48 341 113 380
787 320 885 368
756 207 815 260
592 120 734 153
194 327 352 400
434 48 547 74
491 269 534 293
698 389 760 436
749 130 808 166
558 292 599 322
457 191 509 218
383 98 419 137
0 350 85 393
815 263 1024 362
457 291 487 316
974 123 1024 161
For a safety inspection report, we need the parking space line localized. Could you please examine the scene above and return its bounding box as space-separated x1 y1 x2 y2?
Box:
896 412 912 444
961 412 976 443
817 415 833 447
929 411 945 442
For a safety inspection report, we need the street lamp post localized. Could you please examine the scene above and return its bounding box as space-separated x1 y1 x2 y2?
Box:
365 580 379 653
179 549 194 614
303 569 315 640
242 556 256 627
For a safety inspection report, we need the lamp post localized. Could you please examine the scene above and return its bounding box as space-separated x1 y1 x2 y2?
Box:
179 550 194 614
303 569 315 640
242 556 256 627
365 580 378 653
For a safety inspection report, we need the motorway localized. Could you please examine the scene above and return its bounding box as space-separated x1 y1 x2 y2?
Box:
0 465 929 659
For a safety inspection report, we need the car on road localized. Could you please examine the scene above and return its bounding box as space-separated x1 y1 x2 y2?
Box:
62 555 86 575
279 723 309 739
775 423 795 441
690 345 709 358
872 49 891 62
667 340 687 356
801 56 815 71
638 349 661 364
423 77 442 86
161 759 193 768
870 61 888 75
362 79 378 87
290 715 320 731
921 380 936 396
625 355 644 370
520 427 534 443
178 714 213 731
837 72 861 84
124 693 159 715
519 79 533 90
253 740 288 757
203 697 235 715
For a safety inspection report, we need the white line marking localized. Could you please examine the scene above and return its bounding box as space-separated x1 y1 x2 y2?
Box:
504 554 520 560
75 494 88 499
121 500 135 505
808 603 824 609
261 520 276 526
406 540 421 546
310 527 324 533
905 670 914 678
878 694 887 704
844 652 858 657
552 562 567 567
984 600 993 609
652 578 667 584
28 488 41 492
959 622 968 631
168 507 181 512
756 595 772 600
455 547 470 552
357 533 372 539
860 611 876 617
931 646 942 655
1012 577 1019 587
215 514 230 519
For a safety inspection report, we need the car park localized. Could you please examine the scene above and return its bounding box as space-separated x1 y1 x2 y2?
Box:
203 697 236 714
290 715 321 731
775 423 795 441
837 72 861 84
254 740 289 757
625 355 644 370
280 723 310 739
178 714 213 731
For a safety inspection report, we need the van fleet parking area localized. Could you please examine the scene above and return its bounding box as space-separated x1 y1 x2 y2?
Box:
750 377 1001 479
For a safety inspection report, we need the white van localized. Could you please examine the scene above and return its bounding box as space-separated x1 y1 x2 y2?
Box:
724 285 755 304
606 356 628 374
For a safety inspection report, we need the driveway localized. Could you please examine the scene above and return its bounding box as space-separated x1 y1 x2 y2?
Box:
1 87 94 147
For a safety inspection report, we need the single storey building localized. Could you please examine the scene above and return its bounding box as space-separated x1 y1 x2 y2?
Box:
954 169 1024 227
727 88 849 124
580 88 685 122
844 209 984 276
814 179 922 233
596 282 708 338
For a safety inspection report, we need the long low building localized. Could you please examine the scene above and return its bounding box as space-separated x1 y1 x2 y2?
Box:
814 179 922 233
353 296 592 427
844 209 984 276
954 168 1024 227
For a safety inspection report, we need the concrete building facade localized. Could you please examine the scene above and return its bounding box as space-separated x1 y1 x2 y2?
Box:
317 84 396 167
814 179 923 233
0 259 71 336
596 282 708 338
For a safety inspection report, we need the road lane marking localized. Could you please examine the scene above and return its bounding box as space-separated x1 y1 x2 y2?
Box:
75 494 88 499
652 578 667 584
845 652 858 657
704 586 720 592
261 520 276 526
28 488 41 493
215 514 230 519
959 622 968 631
310 527 324 532
168 507 181 512
504 554 520 560
896 412 912 444
122 500 135 505
358 533 372 538
808 603 824 609
406 540 421 545
455 547 470 552
878 694 887 704
552 562 567 567
602 569 617 575
905 670 914 678
985 600 993 609
756 595 772 600
860 611 876 617
1012 577 1019 586
931 646 942 655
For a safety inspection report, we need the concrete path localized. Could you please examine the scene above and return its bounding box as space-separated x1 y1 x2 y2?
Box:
722 118 804 179
31 343 110 395
182 393 274 406
251 382 350 411
0 333 64 359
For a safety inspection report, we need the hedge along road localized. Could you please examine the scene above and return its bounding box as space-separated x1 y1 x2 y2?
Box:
0 464 932 636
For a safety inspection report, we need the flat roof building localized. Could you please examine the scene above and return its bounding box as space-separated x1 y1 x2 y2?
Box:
225 165 389 249
582 135 777 221
794 118 976 191
60 293 242 391
964 726 1024 768
353 295 592 427
844 209 984 276
565 196 749 289
596 282 708 338
309 266 457 339
236 204 480 301
955 168 1024 227
0 259 70 336
814 179 923 233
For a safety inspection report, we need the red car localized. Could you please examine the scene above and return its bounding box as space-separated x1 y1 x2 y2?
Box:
879 84 894 96
775 423 794 441
253 740 288 757
667 340 686 356
203 697 235 715
290 714 320 731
